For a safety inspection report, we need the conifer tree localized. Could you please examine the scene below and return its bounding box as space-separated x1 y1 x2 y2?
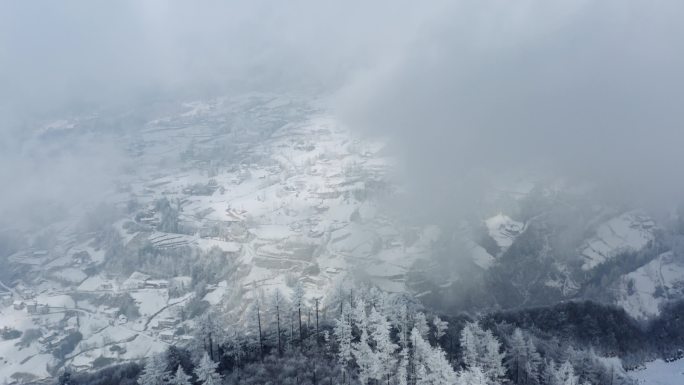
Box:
459 322 505 385
194 352 222 385
557 361 578 385
507 328 528 384
293 282 305 345
138 355 169 385
414 312 430 338
353 328 375 385
458 366 488 385
432 316 448 341
334 305 354 383
397 346 409 385
411 327 458 385
369 306 398 385
169 365 191 385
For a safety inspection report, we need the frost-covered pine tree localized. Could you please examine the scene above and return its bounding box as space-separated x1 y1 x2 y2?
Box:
433 316 448 341
459 322 505 385
193 312 222 362
428 346 459 385
398 304 410 348
525 337 542 384
137 355 169 385
506 328 528 384
270 288 287 354
414 312 430 338
482 329 506 384
334 305 353 382
542 359 559 385
323 330 331 352
353 327 375 385
223 330 245 381
411 327 458 385
194 352 222 385
397 346 409 385
369 306 398 385
368 287 383 309
416 364 430 385
556 360 579 385
292 282 305 344
458 366 488 385
169 365 191 385
247 296 264 358
460 322 479 368
353 298 368 331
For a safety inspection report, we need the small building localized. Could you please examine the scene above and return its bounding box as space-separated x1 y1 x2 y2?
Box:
26 301 38 314
123 271 151 290
100 283 114 290
101 308 119 318
144 279 169 289
37 304 49 314
179 335 194 342
157 318 178 328
13 300 25 310
159 330 175 342
39 331 59 347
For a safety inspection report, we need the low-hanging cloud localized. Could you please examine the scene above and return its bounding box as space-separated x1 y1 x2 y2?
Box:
0 0 431 222
337 0 684 216
1 0 684 225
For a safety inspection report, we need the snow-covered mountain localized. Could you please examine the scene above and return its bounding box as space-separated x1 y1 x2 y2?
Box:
1 94 683 381
0 95 436 379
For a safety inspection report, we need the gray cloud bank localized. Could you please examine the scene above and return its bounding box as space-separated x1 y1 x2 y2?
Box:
337 0 684 213
1 1 684 224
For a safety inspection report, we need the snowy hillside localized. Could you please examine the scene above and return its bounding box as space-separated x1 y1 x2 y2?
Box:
485 213 524 254
2 94 684 382
581 212 655 270
616 251 684 320
0 95 440 379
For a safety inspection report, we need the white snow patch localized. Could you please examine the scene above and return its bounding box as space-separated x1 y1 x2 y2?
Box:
582 212 655 270
468 241 496 270
485 213 524 251
631 359 684 385
203 281 228 305
616 252 684 320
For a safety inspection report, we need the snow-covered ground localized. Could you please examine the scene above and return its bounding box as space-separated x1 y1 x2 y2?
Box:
485 213 524 253
581 212 655 270
2 93 680 381
616 251 684 320
630 359 684 385
0 94 434 379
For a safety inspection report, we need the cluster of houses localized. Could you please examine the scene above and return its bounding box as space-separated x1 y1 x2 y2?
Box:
37 319 80 352
12 299 50 315
122 272 169 290
135 206 160 227
99 308 129 325
153 318 181 342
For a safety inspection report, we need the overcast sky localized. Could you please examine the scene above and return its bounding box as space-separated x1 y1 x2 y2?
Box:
1 0 684 223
